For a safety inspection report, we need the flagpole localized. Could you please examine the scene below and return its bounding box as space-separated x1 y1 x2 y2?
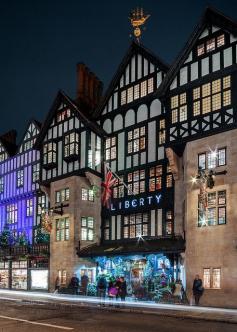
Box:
105 163 135 196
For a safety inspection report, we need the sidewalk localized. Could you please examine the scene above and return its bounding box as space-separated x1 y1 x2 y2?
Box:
0 289 236 324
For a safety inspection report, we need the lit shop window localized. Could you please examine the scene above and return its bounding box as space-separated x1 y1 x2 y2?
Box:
17 169 24 188
55 188 70 204
128 126 146 154
64 132 79 158
103 220 110 240
56 217 69 241
123 213 149 239
0 144 7 162
198 148 226 170
149 166 162 192
81 217 94 241
88 150 92 168
58 270 67 285
95 137 101 166
6 204 18 224
32 163 40 183
105 137 116 160
197 34 225 57
166 165 173 188
113 176 124 198
43 142 57 165
120 77 154 106
198 190 226 227
171 93 187 124
159 119 166 145
127 170 145 195
56 108 71 123
0 177 4 193
37 195 46 216
82 188 94 201
203 268 211 288
192 76 231 116
26 199 33 217
203 268 221 289
166 211 173 235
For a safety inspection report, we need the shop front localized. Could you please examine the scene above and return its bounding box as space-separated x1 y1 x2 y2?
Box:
0 258 49 291
95 253 174 300
78 236 185 301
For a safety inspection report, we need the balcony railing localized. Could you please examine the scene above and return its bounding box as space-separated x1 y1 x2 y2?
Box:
0 243 50 258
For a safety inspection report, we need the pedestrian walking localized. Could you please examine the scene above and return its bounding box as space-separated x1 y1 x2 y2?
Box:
119 277 127 301
108 278 118 305
54 276 60 294
192 274 204 306
81 273 89 296
97 274 107 306
70 273 79 295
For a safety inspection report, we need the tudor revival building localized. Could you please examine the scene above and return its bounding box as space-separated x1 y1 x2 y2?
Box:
0 6 237 307
0 122 49 290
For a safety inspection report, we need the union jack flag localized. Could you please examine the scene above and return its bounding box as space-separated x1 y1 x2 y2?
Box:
101 164 117 208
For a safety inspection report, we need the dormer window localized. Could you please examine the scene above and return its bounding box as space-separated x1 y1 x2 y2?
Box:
64 132 79 161
43 142 57 168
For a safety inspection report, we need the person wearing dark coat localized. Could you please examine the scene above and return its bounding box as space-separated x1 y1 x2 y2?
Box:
119 277 127 301
70 273 79 295
192 274 204 305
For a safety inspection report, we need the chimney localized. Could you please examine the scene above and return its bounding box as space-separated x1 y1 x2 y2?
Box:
76 63 103 115
0 130 17 145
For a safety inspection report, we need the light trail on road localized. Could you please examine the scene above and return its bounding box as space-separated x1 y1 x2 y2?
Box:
0 289 236 316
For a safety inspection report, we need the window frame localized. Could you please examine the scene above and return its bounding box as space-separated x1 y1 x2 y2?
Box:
81 217 94 241
56 217 70 241
127 126 146 155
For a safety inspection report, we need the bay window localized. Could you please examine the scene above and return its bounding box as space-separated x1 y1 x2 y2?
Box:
43 142 56 165
64 132 79 158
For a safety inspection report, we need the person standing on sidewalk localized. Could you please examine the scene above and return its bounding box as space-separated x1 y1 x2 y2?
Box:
70 273 79 295
97 274 107 306
54 276 60 294
119 277 127 301
192 274 204 305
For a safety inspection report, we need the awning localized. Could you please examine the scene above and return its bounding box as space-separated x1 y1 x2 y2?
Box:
77 236 185 257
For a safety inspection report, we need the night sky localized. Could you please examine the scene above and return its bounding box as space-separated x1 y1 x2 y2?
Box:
0 0 236 141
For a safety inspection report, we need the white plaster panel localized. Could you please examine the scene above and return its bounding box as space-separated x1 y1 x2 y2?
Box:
191 62 198 81
118 132 124 171
103 119 112 134
117 215 121 240
113 114 123 131
148 121 156 162
180 66 188 85
125 109 135 127
201 57 209 76
224 47 233 68
137 104 148 123
150 99 161 118
212 52 220 72
158 147 164 160
80 131 86 168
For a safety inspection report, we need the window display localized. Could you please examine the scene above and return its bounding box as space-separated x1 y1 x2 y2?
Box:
0 269 9 288
30 270 48 290
12 269 27 290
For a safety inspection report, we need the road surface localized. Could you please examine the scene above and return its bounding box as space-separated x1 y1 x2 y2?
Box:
0 300 236 332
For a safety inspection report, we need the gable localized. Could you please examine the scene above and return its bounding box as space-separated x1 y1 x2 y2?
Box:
19 122 40 153
159 7 237 96
96 42 168 117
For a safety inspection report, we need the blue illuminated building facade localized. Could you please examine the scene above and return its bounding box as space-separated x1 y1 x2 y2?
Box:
0 121 49 291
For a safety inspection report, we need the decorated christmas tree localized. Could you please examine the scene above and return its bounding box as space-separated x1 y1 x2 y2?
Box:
0 224 14 248
34 225 50 244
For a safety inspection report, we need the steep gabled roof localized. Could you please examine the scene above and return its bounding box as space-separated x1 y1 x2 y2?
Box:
35 90 106 149
158 6 237 97
94 41 169 118
0 130 17 157
17 119 41 153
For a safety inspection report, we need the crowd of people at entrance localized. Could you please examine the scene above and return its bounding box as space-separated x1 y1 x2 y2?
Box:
54 273 204 306
97 275 127 302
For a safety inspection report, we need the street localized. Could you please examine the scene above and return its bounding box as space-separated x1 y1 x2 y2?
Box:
0 300 236 332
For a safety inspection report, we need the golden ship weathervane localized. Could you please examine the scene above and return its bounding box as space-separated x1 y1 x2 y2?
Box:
129 7 150 43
